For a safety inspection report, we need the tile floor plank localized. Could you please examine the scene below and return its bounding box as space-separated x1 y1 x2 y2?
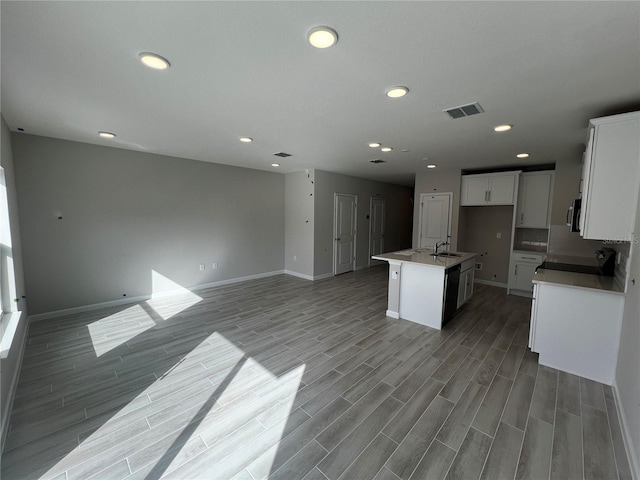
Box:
1 270 628 480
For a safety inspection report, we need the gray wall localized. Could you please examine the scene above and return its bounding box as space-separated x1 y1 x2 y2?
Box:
459 206 514 284
12 134 285 315
313 170 413 277
285 170 315 278
1 116 28 449
414 169 462 251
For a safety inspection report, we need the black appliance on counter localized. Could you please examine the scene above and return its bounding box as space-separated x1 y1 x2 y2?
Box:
537 247 617 276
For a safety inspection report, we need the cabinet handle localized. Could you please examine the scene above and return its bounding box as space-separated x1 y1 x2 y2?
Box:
484 191 488 202
522 256 537 260
520 213 524 224
515 265 518 276
487 191 491 202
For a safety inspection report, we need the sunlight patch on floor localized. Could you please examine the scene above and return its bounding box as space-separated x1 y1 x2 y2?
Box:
87 304 156 357
43 331 304 479
147 270 202 320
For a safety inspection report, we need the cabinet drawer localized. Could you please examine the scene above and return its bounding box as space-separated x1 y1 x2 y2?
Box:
513 253 544 264
460 258 475 272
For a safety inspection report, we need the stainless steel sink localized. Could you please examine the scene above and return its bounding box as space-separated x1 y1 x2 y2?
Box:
437 252 463 257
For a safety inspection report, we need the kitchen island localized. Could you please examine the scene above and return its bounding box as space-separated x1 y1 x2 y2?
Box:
372 249 477 329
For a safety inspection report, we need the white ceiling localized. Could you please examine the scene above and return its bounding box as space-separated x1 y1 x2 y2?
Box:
2 1 639 186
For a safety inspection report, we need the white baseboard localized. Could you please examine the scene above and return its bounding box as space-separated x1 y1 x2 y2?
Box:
612 380 640 480
474 279 508 289
29 270 286 322
1 312 29 453
284 270 314 281
386 310 400 319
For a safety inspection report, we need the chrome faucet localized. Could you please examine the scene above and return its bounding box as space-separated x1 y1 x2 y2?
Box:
433 240 450 255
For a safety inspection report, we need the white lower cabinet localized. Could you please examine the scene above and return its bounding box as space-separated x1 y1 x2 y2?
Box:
529 282 624 385
508 253 544 296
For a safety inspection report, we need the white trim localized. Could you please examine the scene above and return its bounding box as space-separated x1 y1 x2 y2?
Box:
284 270 314 281
386 310 400 319
1 311 28 453
0 310 23 358
612 379 640 480
474 279 508 289
29 270 286 322
355 264 369 271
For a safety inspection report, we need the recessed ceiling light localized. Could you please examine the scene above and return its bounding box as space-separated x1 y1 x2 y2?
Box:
516 153 529 158
239 137 253 143
380 147 393 152
368 142 381 148
98 131 116 139
385 86 409 98
139 52 171 70
271 163 280 167
308 26 338 49
427 164 437 169
494 124 512 132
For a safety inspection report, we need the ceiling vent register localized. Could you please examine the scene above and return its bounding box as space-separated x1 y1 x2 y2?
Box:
444 102 484 119
273 152 292 158
370 159 385 164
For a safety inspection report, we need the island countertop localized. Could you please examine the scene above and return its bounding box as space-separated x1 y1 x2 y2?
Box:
372 249 477 269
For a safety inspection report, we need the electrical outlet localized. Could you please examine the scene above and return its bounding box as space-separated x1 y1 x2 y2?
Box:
199 264 205 271
213 262 218 269
496 232 501 239
293 255 297 261
475 262 483 270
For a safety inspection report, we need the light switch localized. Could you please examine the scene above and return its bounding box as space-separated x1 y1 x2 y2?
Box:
392 271 398 280
496 232 502 239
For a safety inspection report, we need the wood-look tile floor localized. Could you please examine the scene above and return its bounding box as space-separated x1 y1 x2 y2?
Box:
2 265 632 480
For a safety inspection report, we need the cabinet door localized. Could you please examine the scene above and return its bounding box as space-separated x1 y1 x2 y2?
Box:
518 173 553 227
461 176 490 205
488 175 516 204
514 262 537 292
581 114 640 241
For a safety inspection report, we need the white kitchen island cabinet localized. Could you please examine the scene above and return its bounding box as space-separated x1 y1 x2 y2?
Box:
372 249 477 330
530 269 624 385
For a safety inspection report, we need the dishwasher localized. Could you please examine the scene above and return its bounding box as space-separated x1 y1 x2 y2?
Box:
442 264 461 326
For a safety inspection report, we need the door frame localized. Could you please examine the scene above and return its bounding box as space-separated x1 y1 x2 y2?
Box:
418 192 453 249
333 193 357 275
369 197 387 266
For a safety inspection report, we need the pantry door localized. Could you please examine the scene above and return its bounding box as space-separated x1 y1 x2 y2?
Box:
334 194 357 275
418 193 452 249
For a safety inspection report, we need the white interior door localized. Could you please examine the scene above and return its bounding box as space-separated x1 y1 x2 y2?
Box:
334 194 357 275
418 193 452 249
369 197 386 266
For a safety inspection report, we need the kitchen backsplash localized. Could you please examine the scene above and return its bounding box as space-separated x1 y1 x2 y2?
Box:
548 224 606 257
548 224 631 289
514 227 549 252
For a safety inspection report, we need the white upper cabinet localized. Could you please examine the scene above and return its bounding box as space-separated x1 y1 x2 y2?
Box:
516 171 554 228
580 111 640 241
460 172 519 206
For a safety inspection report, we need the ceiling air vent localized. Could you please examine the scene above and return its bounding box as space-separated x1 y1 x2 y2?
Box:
273 152 292 158
370 159 385 164
444 102 484 119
